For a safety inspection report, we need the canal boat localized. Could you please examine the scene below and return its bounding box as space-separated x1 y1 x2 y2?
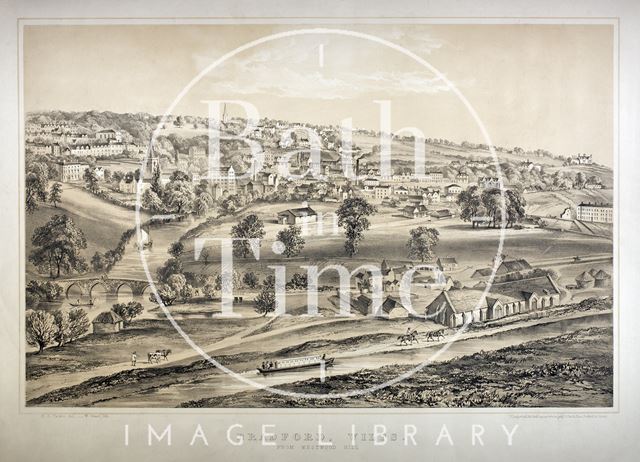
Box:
257 355 335 374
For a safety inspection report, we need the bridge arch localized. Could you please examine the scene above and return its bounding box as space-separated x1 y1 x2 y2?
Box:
116 282 134 298
65 282 86 299
89 282 110 300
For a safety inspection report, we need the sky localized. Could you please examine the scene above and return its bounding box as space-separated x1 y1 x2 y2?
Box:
23 24 614 165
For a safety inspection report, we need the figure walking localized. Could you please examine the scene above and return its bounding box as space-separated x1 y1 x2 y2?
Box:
131 351 137 367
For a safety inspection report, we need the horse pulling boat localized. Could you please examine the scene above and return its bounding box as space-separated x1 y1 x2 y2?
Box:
257 354 335 374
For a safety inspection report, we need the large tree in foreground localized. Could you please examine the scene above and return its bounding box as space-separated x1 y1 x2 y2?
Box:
26 310 56 353
336 197 377 257
406 226 440 263
29 214 88 278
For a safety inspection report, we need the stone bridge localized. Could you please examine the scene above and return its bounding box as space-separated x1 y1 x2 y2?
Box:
62 275 155 300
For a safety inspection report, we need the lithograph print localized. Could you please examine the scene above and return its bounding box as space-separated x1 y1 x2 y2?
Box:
22 23 614 408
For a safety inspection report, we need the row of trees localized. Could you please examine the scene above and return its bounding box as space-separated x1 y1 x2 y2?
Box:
457 186 526 228
26 308 90 353
141 170 214 217
25 160 63 213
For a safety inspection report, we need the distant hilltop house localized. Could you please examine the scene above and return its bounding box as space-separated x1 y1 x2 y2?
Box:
92 310 124 334
576 202 613 224
425 275 561 327
584 181 603 190
277 206 317 225
520 159 542 172
471 258 533 281
574 153 593 165
56 161 89 183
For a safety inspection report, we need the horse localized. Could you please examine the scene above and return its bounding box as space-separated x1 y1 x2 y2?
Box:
397 330 419 346
425 329 446 342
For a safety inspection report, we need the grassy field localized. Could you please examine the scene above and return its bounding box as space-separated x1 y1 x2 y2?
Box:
525 188 613 218
182 326 613 408
177 199 612 287
25 317 261 379
25 184 152 277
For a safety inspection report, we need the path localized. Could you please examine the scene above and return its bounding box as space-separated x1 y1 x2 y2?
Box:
26 307 610 401
26 314 358 399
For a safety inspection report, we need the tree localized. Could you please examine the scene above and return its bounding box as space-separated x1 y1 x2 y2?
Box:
276 224 305 258
406 227 440 262
150 284 177 306
91 252 106 272
231 214 265 258
142 189 164 212
202 276 218 299
48 182 63 208
194 192 213 216
254 284 276 317
157 257 184 283
26 310 56 353
220 196 239 215
505 189 527 227
168 241 185 258
111 301 144 327
29 215 88 278
52 309 71 347
164 180 195 214
242 271 259 289
481 188 505 228
200 248 211 267
68 308 90 342
83 167 99 193
457 185 483 226
167 273 187 298
25 167 48 214
150 165 164 197
180 284 194 302
286 272 308 289
336 197 377 257
26 280 63 302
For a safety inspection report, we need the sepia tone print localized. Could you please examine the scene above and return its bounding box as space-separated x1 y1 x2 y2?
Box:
22 24 614 408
